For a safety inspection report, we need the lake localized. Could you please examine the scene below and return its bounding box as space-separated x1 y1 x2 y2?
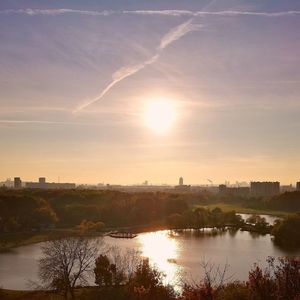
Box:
0 219 298 290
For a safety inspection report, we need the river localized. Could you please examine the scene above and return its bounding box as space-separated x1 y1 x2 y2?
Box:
0 215 298 290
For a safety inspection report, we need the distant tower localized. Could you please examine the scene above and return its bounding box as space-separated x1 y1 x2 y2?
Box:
39 177 46 188
39 177 46 184
179 177 183 186
14 177 22 189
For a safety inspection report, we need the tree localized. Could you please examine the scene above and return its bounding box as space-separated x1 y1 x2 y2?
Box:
94 247 142 288
129 259 176 300
78 220 105 233
39 237 101 299
247 256 300 300
180 261 229 300
272 214 300 247
94 254 119 287
167 213 185 229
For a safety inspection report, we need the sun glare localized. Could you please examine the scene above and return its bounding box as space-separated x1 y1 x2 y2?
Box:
143 98 177 134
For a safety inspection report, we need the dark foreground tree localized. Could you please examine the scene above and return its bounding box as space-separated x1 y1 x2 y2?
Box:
38 237 101 299
128 258 176 300
272 214 300 248
247 256 300 300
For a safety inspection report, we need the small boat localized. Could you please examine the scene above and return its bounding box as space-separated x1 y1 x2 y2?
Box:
108 231 138 239
167 258 177 264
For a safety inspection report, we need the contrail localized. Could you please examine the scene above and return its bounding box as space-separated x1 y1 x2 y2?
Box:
0 120 78 125
1 8 300 17
0 8 112 16
73 19 201 113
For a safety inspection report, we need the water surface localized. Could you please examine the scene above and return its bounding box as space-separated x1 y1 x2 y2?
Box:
0 227 298 290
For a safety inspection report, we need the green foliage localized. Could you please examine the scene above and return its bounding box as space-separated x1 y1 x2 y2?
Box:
246 215 268 231
78 220 105 233
267 191 300 212
272 214 300 247
0 189 191 232
167 207 245 230
94 254 118 287
0 193 57 232
166 213 185 229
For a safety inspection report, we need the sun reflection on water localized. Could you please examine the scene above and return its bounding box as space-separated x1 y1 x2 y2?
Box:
137 231 182 286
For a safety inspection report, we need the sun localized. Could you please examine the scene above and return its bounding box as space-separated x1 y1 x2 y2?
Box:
143 98 177 134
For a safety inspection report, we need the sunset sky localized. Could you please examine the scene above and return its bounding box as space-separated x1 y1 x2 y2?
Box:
0 0 300 185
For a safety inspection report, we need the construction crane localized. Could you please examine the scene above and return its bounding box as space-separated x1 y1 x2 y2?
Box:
207 179 213 186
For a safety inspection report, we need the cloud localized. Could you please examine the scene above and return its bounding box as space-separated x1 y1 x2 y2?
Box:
0 8 112 16
126 10 300 17
73 19 201 113
0 120 76 125
159 19 202 49
1 8 300 17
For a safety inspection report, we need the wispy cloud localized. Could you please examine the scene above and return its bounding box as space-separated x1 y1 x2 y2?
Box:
125 10 300 17
1 8 300 17
0 119 100 126
0 120 77 125
73 19 201 113
0 8 112 16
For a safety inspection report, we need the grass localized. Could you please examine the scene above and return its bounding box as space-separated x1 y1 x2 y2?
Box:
0 287 106 300
0 289 63 300
196 203 288 217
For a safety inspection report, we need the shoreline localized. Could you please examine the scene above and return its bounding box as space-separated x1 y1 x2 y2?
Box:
0 223 272 253
0 209 285 253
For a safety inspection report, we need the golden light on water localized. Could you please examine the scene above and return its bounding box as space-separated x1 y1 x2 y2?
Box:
143 98 177 134
138 231 182 285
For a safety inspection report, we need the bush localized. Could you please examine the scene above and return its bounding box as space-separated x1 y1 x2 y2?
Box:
272 214 300 247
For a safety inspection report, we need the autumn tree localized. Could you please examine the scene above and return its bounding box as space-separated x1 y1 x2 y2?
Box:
39 237 102 299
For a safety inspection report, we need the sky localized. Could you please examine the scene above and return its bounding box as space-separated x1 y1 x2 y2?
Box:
0 0 300 185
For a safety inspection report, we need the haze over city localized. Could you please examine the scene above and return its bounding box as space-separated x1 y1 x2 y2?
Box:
1 0 300 185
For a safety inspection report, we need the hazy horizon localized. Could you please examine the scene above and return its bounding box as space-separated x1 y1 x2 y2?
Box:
1 0 300 185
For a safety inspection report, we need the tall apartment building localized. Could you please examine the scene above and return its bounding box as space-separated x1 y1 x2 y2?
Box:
297 182 300 190
14 177 22 189
250 181 280 197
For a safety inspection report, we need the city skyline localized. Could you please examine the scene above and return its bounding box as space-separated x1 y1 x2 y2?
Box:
1 0 300 184
1 175 299 187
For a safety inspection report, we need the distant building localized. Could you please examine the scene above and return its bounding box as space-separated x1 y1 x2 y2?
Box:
219 184 250 197
297 182 300 190
14 177 22 189
175 177 190 191
250 181 280 197
0 178 13 188
179 177 184 186
280 184 295 193
39 177 46 184
25 177 75 189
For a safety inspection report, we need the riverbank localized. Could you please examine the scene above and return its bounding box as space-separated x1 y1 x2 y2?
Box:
0 221 169 253
0 229 82 253
0 206 286 253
